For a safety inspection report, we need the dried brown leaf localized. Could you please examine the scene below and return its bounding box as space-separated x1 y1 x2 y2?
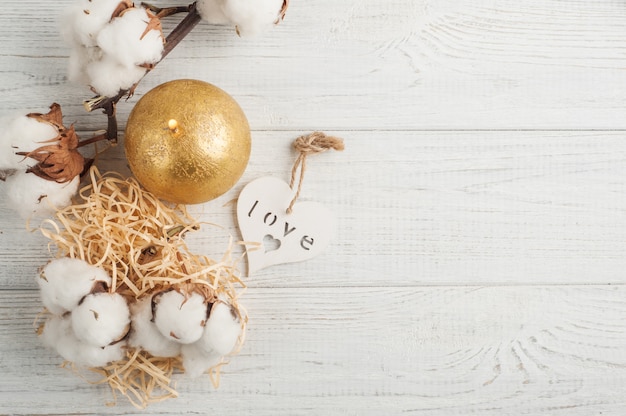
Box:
141 10 163 41
277 0 289 23
18 125 85 183
26 103 63 129
111 0 133 20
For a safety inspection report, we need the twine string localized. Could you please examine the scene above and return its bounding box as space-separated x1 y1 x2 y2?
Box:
287 132 344 214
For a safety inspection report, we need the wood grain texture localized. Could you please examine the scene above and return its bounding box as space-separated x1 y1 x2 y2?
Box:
2 131 625 289
1 0 626 415
3 288 626 415
0 1 625 130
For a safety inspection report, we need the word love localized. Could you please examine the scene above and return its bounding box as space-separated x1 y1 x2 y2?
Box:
236 177 334 275
247 200 314 251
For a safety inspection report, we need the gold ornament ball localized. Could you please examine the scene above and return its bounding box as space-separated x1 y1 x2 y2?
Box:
124 79 251 204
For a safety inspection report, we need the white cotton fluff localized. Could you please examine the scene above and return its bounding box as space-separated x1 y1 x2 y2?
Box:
4 172 80 219
0 113 59 170
153 291 208 344
42 315 125 367
71 292 130 347
181 342 222 378
41 314 72 350
62 3 163 96
68 45 104 85
85 55 147 97
179 301 241 377
197 0 285 37
38 257 112 315
97 7 164 68
195 0 230 24
61 0 128 47
71 337 126 367
197 301 242 355
128 297 182 357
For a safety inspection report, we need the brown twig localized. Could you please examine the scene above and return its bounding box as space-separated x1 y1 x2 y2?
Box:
160 2 203 61
77 133 109 148
141 2 190 18
83 94 121 143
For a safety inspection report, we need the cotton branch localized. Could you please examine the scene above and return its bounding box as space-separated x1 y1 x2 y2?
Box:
83 2 202 143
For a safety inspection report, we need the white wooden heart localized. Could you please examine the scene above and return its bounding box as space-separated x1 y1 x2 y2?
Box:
236 176 334 275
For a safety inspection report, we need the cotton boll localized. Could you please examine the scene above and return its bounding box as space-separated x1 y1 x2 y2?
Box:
86 55 147 97
196 0 230 24
41 314 72 350
42 315 83 362
68 45 103 85
68 48 89 85
97 7 164 68
38 257 112 315
128 297 181 357
198 301 242 355
153 291 209 344
73 339 126 367
72 292 130 347
181 342 222 378
4 172 80 219
0 114 59 170
61 0 129 47
41 315 125 367
63 3 159 94
221 0 286 37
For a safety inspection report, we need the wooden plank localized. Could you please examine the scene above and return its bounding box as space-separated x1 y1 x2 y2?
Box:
2 131 625 289
0 1 625 415
0 1 625 129
2 287 626 415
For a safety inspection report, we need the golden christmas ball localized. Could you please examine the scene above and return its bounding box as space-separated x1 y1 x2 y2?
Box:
124 79 251 204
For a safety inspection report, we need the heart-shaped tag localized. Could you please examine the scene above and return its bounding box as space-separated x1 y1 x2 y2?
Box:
236 176 334 275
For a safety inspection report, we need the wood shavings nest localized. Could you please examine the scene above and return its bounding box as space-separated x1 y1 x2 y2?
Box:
36 166 247 408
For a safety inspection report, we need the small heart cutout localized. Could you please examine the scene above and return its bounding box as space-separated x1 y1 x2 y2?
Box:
263 234 281 253
237 177 334 275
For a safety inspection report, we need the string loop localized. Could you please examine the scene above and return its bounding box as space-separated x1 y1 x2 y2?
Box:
287 132 344 214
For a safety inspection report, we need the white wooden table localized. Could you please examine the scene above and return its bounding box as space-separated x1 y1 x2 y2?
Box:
2 1 626 414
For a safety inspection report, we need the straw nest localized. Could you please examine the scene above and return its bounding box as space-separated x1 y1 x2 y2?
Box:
38 167 247 408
